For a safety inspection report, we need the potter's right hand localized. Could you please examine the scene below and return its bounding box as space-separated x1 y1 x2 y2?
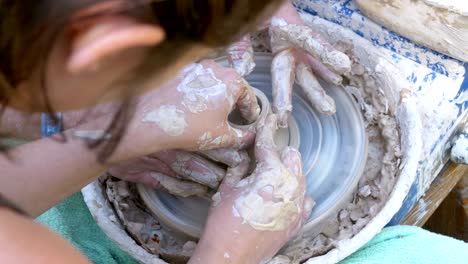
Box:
108 148 250 197
189 115 313 264
110 60 260 162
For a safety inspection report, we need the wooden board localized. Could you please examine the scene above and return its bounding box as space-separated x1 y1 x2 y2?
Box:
401 162 468 227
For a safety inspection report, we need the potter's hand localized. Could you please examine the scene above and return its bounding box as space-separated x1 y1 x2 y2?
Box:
226 2 351 127
108 148 250 197
190 115 313 264
267 2 351 127
113 60 260 162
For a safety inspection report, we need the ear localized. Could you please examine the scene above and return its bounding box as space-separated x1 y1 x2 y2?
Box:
67 16 165 74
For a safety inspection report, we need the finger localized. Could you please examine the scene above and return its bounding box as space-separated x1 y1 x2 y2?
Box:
152 150 225 189
270 25 351 74
280 147 303 177
200 148 243 167
236 80 261 123
227 34 256 77
280 146 305 201
295 63 336 115
140 156 178 177
115 171 160 189
223 150 250 188
306 54 343 85
254 114 281 163
150 172 207 197
226 126 256 149
197 125 255 151
107 157 176 185
272 48 296 127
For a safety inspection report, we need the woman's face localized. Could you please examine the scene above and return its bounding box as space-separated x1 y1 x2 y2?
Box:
8 15 211 113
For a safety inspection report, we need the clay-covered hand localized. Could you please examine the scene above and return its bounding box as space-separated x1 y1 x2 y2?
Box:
269 2 351 126
190 114 313 264
108 148 250 197
112 60 260 162
228 2 351 127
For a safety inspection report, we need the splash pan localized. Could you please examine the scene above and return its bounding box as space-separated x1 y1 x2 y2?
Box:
137 54 367 239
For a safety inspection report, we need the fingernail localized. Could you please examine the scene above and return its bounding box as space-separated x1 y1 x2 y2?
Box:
324 51 351 74
319 96 336 115
281 146 302 160
303 197 315 218
281 147 302 175
277 111 290 128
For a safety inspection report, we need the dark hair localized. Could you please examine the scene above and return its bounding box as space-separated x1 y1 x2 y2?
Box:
0 0 283 162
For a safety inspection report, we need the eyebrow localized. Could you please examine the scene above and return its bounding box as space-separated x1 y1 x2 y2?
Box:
0 193 29 217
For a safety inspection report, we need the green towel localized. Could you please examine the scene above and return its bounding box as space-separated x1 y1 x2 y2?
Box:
38 193 468 264
341 225 468 264
37 193 138 264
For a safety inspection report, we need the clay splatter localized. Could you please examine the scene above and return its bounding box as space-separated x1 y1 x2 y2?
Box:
143 105 187 136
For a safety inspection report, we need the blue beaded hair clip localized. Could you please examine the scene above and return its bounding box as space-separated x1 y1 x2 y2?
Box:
41 113 63 138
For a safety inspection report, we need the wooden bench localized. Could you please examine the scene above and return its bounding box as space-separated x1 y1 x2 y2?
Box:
401 162 468 241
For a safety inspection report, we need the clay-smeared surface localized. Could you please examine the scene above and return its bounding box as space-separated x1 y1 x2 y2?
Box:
451 128 468 164
423 0 468 16
232 156 301 231
177 64 229 113
143 105 187 137
105 178 194 263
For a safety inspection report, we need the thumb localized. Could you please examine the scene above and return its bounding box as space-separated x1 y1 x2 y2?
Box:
280 146 303 178
223 126 256 149
254 114 281 163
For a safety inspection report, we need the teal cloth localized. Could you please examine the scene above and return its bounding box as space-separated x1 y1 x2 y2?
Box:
38 193 468 264
37 193 138 264
341 225 468 264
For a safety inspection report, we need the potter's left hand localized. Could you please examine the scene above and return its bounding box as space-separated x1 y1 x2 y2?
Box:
108 148 250 197
228 2 351 127
189 114 313 264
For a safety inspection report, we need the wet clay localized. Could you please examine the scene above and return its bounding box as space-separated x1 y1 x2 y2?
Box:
423 0 468 16
232 151 301 231
450 127 468 164
151 173 207 198
143 105 187 137
105 178 195 263
177 64 229 113
197 132 233 151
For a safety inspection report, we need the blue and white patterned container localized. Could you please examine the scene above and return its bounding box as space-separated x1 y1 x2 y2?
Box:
294 0 467 226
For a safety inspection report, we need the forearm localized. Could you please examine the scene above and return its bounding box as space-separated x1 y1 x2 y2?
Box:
0 129 107 217
0 105 109 141
189 242 240 264
0 107 42 140
189 232 259 264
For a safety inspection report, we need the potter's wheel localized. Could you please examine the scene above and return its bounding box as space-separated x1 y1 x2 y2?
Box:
137 54 367 239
